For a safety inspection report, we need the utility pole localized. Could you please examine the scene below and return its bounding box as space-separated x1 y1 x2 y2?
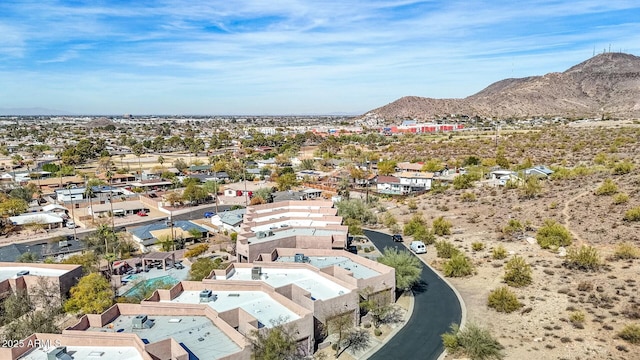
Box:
243 159 248 207
67 185 77 242
213 162 219 215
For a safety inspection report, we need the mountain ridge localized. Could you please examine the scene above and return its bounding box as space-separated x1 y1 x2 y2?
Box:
366 52 640 120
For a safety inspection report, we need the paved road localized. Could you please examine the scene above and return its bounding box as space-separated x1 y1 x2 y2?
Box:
1 204 235 260
364 229 462 360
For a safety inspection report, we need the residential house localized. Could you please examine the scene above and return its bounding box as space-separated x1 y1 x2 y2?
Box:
488 169 523 186
396 161 424 173
376 175 410 195
525 165 554 178
398 171 434 192
0 262 82 301
128 220 209 251
211 208 246 233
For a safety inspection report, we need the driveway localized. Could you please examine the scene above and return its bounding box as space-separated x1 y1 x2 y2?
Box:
364 229 462 360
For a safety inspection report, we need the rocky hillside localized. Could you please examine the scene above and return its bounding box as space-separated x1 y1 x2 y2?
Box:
366 52 640 120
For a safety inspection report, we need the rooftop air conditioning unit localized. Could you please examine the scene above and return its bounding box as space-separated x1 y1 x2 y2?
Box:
199 289 213 302
256 231 267 239
16 270 30 277
294 253 304 263
48 347 72 360
251 267 262 280
267 230 275 236
132 314 154 329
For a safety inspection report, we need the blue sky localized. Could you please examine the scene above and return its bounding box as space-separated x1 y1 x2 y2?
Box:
1 0 639 115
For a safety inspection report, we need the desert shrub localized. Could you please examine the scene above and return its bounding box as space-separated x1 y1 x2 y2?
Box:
487 287 523 313
184 243 209 258
536 219 572 249
432 216 452 236
504 179 519 189
612 160 634 175
382 212 397 228
453 174 474 190
431 180 449 194
374 328 382 336
443 254 475 277
503 256 532 287
564 245 601 271
441 323 504 360
595 178 618 196
492 245 508 260
403 213 427 236
613 193 630 205
577 281 593 292
520 177 542 199
502 219 523 237
460 192 476 202
593 153 608 165
413 226 436 245
612 242 640 260
471 242 485 251
623 207 640 222
435 240 460 259
618 324 640 344
569 311 586 328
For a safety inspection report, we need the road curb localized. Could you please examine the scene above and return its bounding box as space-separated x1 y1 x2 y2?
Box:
358 289 415 359
363 228 467 360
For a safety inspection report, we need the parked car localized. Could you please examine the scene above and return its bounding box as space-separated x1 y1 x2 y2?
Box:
410 241 427 254
137 211 148 217
204 212 216 218
392 234 403 242
66 221 77 229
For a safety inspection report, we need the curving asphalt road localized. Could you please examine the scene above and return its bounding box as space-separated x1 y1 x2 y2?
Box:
364 229 462 360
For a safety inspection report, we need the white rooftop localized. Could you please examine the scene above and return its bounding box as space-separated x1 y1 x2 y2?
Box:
89 315 241 360
276 256 380 279
247 228 345 244
251 219 340 233
0 266 70 282
9 212 64 226
19 346 143 360
226 267 350 300
250 211 326 223
164 291 300 328
253 204 330 214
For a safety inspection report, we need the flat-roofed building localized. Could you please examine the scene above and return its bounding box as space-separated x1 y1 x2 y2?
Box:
259 248 396 308
236 226 348 263
147 280 314 355
6 301 253 360
236 200 348 263
0 262 82 300
207 262 360 343
3 333 150 360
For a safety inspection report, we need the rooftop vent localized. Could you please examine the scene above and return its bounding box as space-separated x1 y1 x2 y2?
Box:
251 267 262 280
16 270 30 277
47 347 72 360
88 351 105 357
132 314 154 329
199 289 213 302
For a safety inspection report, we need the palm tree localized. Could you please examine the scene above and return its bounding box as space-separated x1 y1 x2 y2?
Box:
84 184 95 224
67 184 78 241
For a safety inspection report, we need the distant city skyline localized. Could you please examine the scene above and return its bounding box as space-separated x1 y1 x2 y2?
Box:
1 1 639 115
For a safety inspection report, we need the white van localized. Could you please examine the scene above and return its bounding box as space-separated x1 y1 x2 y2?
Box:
410 241 426 254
